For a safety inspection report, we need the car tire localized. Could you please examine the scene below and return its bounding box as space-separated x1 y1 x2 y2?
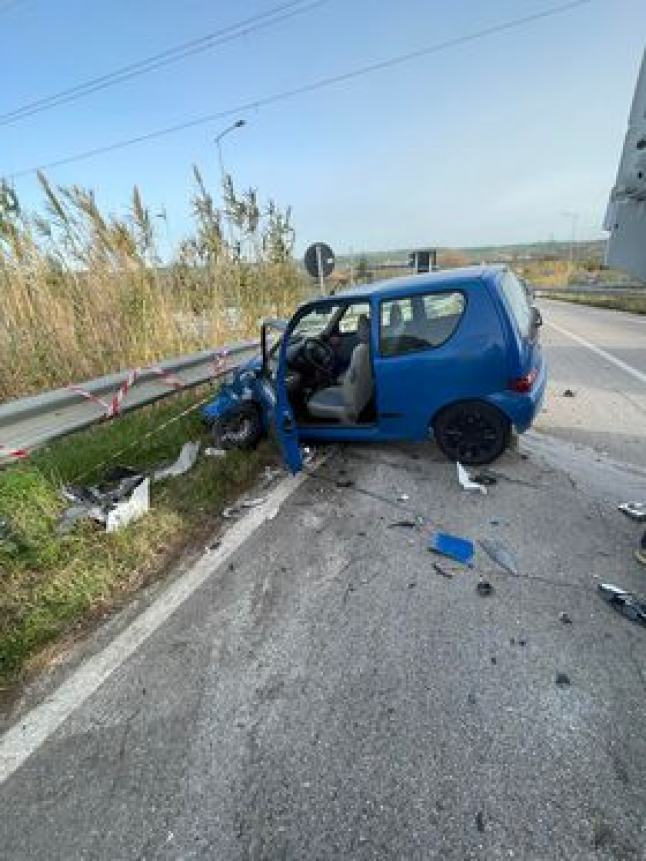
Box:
433 401 510 466
211 403 263 451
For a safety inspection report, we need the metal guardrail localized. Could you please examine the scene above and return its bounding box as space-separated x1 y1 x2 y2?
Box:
0 341 258 466
536 284 646 298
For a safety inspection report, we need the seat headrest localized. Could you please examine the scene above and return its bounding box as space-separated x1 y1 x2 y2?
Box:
389 303 403 328
357 314 370 343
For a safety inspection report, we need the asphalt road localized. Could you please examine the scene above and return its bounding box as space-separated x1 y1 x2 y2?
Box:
537 298 646 469
2 300 646 860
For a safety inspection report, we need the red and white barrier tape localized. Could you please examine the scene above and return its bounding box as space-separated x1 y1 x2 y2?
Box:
67 386 111 413
0 444 29 461
2 354 231 465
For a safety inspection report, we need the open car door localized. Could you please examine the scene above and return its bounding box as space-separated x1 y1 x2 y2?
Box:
257 320 303 474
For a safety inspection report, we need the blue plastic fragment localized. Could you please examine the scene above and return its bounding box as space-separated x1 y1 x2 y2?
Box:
428 532 475 566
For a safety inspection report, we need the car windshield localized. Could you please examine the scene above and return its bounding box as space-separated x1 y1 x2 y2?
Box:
290 304 343 340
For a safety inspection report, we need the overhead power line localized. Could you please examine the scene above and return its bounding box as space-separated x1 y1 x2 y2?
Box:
7 0 591 181
0 0 331 127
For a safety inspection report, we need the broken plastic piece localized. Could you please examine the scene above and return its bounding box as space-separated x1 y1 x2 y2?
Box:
555 672 571 687
618 502 646 522
397 493 410 502
479 538 520 576
59 471 149 533
387 520 418 530
562 389 576 398
598 582 646 625
428 532 475 566
457 462 487 495
559 612 572 624
153 441 200 481
204 447 227 458
106 477 150 533
477 580 493 595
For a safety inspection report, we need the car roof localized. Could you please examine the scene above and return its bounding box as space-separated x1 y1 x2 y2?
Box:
308 265 506 305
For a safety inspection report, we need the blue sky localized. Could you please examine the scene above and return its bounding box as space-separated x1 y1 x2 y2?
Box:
2 0 645 255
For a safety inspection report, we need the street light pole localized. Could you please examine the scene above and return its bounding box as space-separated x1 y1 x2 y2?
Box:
561 210 579 268
214 119 246 188
214 119 246 253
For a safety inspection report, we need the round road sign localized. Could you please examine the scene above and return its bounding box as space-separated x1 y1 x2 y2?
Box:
304 242 335 279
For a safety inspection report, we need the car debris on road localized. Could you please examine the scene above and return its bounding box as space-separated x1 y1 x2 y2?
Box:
618 501 646 522
222 497 267 519
457 461 488 495
428 532 475 566
433 562 453 579
598 582 646 625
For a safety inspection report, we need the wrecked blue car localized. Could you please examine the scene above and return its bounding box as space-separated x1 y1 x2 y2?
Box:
203 266 546 472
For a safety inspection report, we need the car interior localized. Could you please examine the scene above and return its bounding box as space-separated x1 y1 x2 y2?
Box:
272 292 466 427
276 302 377 426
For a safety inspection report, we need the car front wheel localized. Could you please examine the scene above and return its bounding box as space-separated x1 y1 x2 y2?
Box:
434 401 510 466
211 403 263 450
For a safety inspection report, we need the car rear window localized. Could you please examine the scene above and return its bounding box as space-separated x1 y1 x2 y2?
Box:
380 291 465 356
499 271 532 338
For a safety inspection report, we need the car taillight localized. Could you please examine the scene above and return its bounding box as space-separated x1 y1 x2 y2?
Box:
508 368 538 393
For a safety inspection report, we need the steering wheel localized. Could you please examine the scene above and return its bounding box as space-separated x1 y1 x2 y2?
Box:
302 337 335 378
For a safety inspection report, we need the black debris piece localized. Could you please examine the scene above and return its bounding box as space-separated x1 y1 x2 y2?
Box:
408 582 417 589
598 583 646 625
336 478 355 488
562 389 576 398
476 811 485 833
467 692 476 705
559 612 573 624
555 672 571 687
433 562 453 579
473 471 498 486
518 638 527 647
387 520 418 530
491 656 497 665
477 580 493 596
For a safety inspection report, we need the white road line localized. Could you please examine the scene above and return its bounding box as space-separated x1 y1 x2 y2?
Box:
0 469 309 784
546 320 646 386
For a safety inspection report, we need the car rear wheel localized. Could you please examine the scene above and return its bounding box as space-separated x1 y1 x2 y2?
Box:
434 401 510 466
211 403 263 450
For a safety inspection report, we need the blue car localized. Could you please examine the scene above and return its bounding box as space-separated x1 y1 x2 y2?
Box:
203 266 546 473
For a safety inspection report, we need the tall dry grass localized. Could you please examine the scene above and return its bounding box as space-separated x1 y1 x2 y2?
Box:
0 167 306 401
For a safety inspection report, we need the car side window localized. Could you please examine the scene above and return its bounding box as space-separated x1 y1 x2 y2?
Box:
380 291 465 356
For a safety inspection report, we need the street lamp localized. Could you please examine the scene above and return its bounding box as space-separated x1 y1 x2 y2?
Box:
214 119 246 186
561 210 579 267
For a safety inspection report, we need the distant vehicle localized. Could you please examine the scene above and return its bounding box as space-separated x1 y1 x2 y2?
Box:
203 266 546 471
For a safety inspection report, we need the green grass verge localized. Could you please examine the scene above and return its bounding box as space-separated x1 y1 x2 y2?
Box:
0 388 276 689
546 292 646 315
